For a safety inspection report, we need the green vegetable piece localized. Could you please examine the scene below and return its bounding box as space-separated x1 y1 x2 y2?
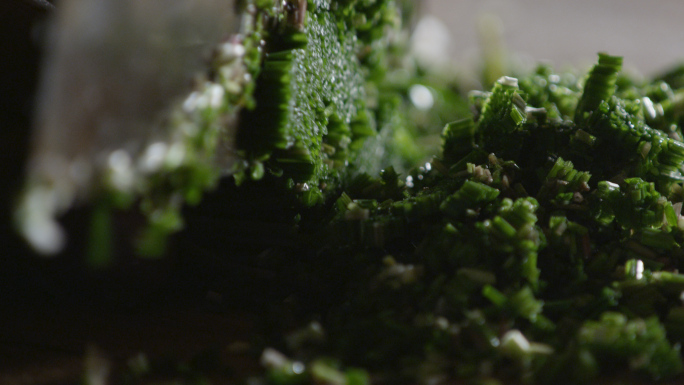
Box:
440 180 499 219
575 53 623 124
310 360 346 385
442 118 476 164
482 285 507 306
578 312 683 380
475 76 527 160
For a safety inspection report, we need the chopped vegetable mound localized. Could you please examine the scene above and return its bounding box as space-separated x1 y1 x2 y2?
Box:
23 1 684 384
207 52 684 385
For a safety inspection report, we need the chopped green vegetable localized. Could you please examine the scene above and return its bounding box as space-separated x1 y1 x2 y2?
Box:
19 1 684 384
204 51 684 385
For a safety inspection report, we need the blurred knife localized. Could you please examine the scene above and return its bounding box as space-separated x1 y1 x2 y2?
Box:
18 0 240 254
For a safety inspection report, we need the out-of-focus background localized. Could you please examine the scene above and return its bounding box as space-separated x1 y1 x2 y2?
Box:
420 0 684 76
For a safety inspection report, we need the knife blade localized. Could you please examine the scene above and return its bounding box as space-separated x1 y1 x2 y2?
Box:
19 0 240 254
